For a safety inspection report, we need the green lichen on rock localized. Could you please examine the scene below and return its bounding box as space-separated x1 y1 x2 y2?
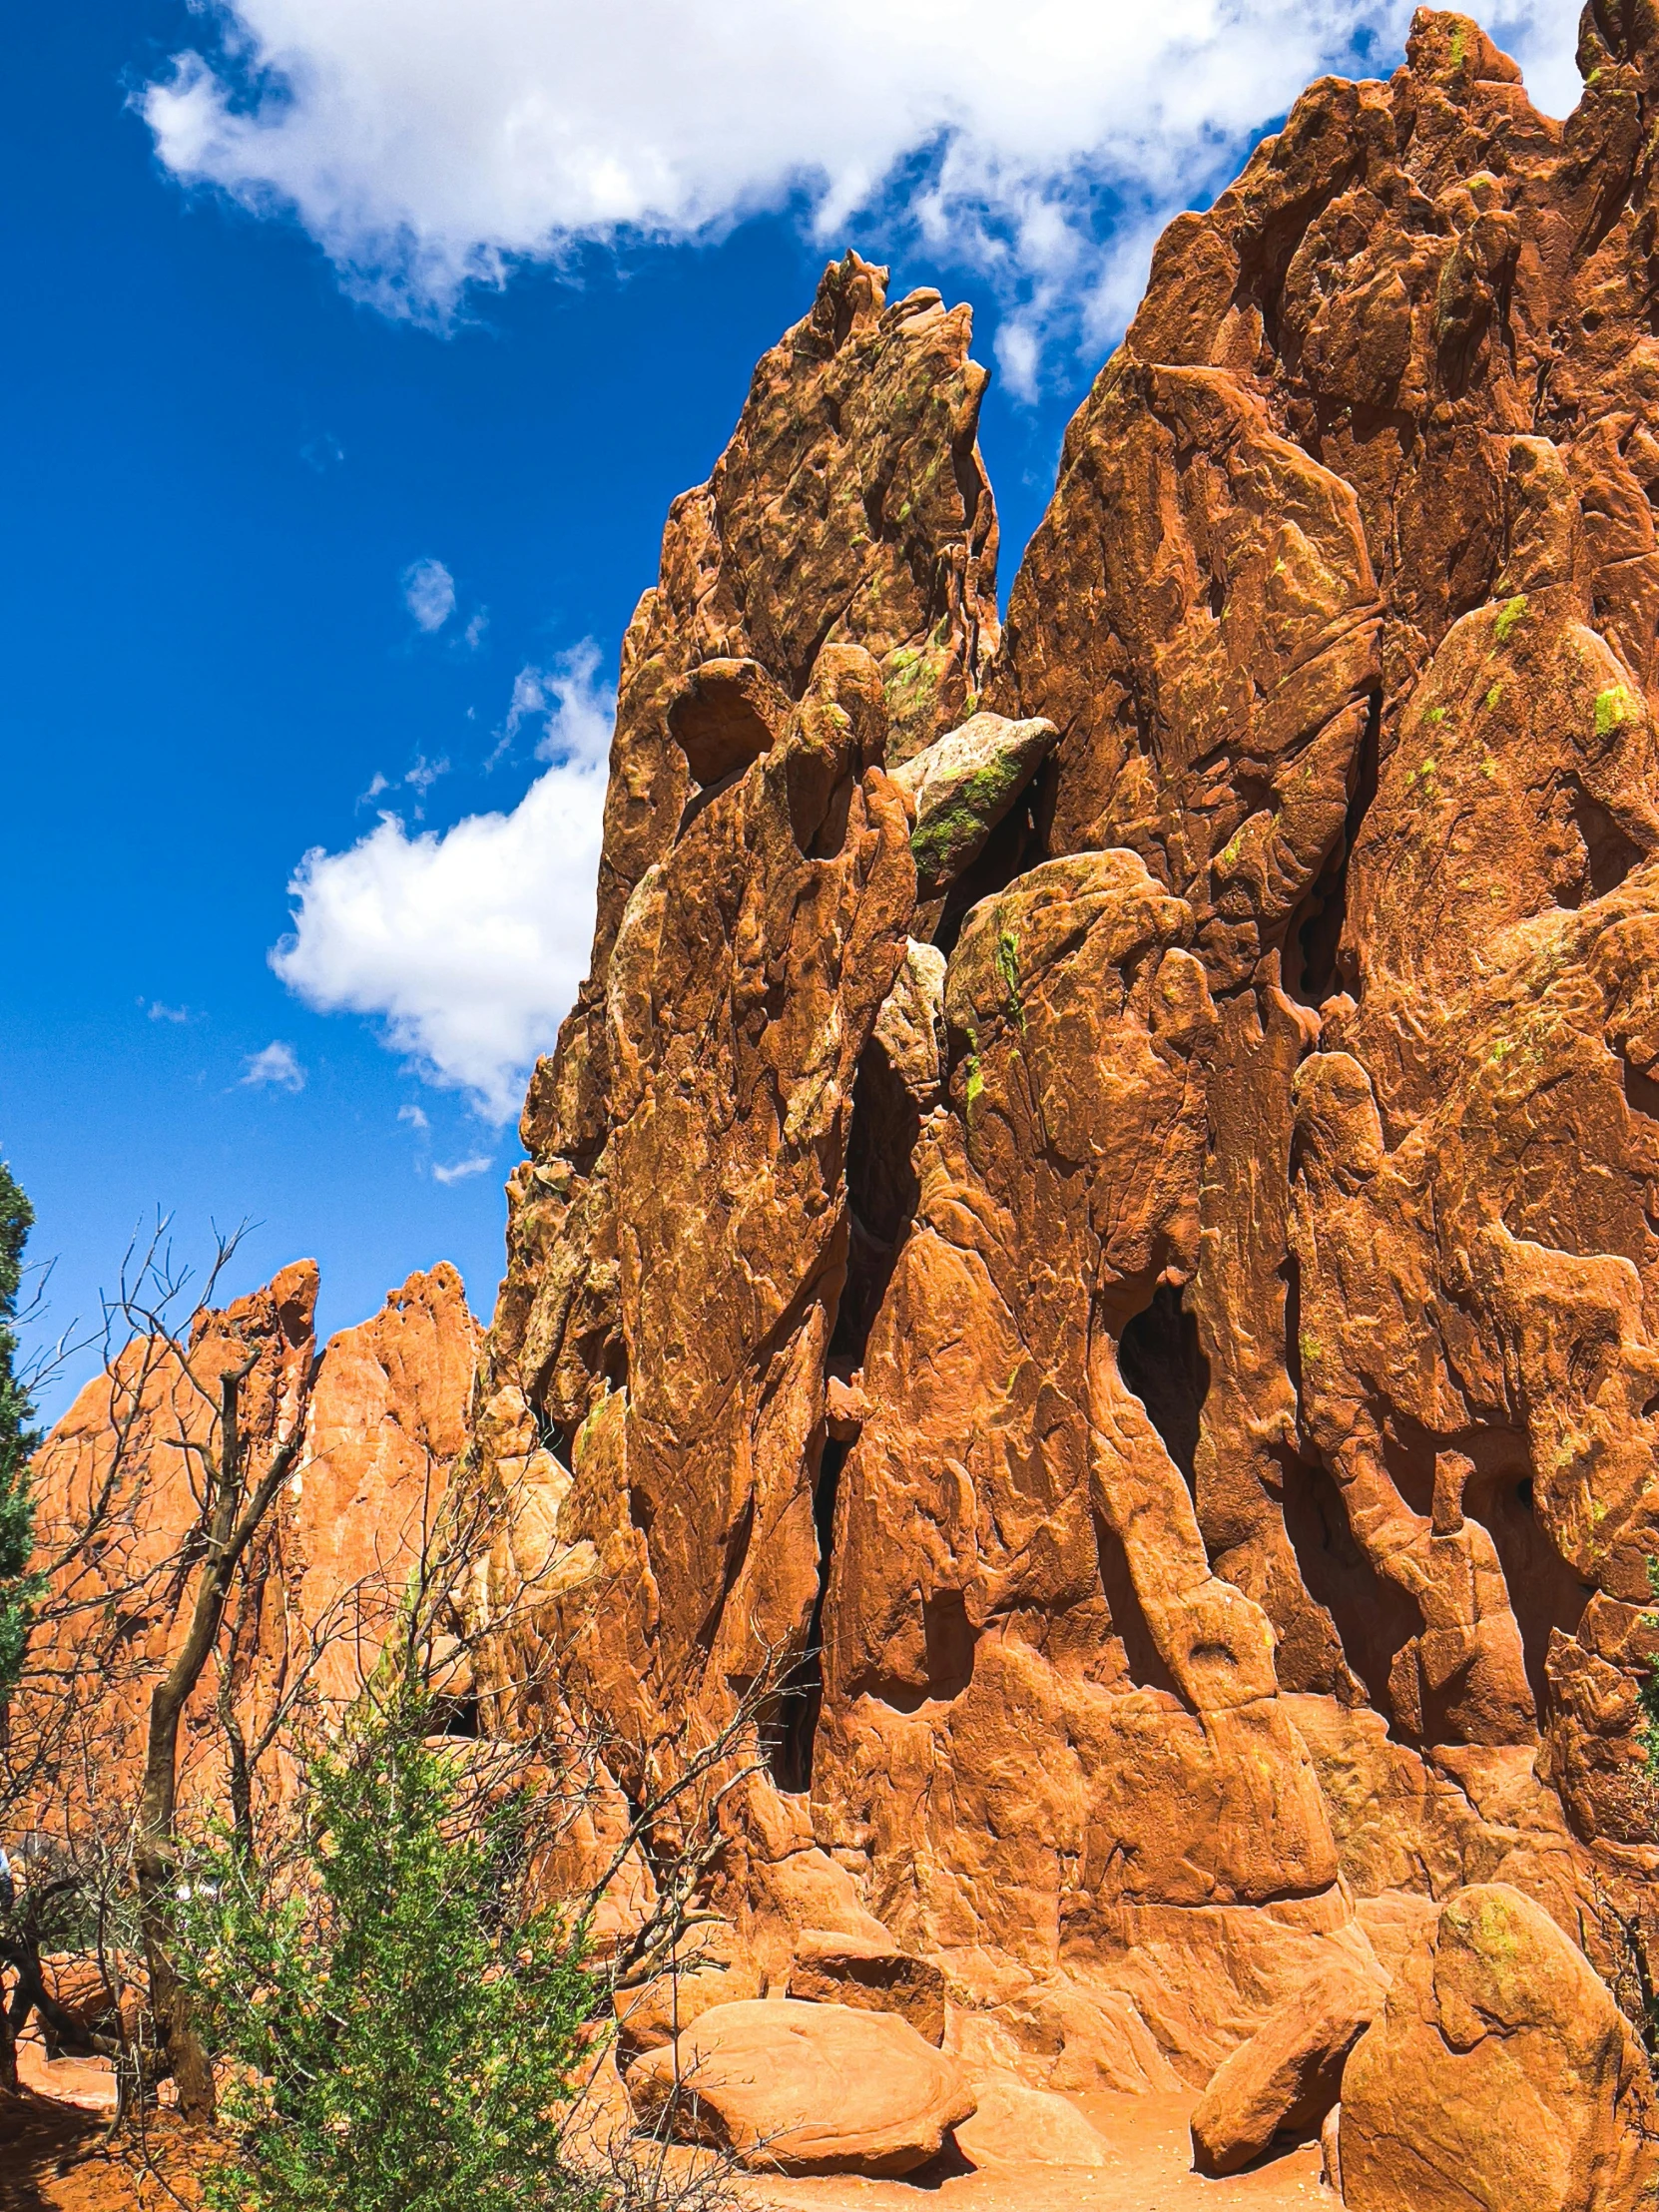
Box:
960 1021 985 1110
1595 683 1634 739
995 929 1024 1030
909 750 1030 881
1493 593 1529 645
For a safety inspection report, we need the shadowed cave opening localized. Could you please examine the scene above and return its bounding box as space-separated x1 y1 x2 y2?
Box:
1382 1408 1589 1733
766 1434 846 1795
1459 1461 1592 1723
1626 1057 1659 1123
429 1689 480 1739
1116 1284 1209 1494
930 789 1042 959
1557 781 1644 905
837 1585 979 1717
1281 1451 1424 1724
1284 689 1381 1008
1281 1247 1428 1730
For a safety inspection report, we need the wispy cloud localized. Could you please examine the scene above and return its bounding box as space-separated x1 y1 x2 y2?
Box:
398 1102 430 1131
272 639 614 1121
142 998 195 1024
358 756 451 817
300 431 344 472
241 1040 306 1092
139 0 1588 375
404 755 449 798
402 556 456 633
432 1153 493 1185
494 640 613 768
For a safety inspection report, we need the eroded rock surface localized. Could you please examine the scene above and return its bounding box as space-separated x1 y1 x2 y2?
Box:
469 13 1659 2142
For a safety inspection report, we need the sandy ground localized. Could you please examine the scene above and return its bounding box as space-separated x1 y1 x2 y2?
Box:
3 2048 1330 2212
740 2093 1327 2212
1 2050 199 2212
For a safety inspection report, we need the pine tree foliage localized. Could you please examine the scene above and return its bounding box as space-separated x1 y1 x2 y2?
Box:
179 1676 603 2212
0 1159 41 1695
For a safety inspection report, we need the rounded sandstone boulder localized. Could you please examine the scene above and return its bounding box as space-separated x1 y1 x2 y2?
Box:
623 1996 976 2176
1340 1883 1659 2211
1190 1952 1384 2175
953 2078 1112 2168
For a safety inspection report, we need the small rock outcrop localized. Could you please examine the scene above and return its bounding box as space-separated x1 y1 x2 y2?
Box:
892 708 1057 900
786 1928 947 2044
1189 1954 1384 2175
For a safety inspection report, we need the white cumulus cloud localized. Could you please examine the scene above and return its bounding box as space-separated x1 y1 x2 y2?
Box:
402 556 456 631
141 2 1584 367
271 642 615 1122
433 1154 494 1185
242 1040 307 1092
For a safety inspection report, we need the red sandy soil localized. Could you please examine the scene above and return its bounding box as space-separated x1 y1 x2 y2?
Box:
4 2059 1328 2212
0 2041 205 2212
742 2095 1327 2212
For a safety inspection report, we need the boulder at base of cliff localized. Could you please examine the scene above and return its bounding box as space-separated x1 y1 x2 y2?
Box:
624 1997 975 2176
1340 1883 1659 2212
953 2078 1112 2169
613 1922 762 2058
1190 1953 1384 2175
786 1928 947 2044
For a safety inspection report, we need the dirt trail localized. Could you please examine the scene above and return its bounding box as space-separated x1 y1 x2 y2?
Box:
6 2052 1329 2212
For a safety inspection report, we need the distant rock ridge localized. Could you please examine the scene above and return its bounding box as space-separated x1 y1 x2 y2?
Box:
21 1264 476 1845
30 6 1659 2196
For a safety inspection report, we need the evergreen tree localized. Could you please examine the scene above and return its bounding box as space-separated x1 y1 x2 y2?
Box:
180 1675 601 2212
0 1160 41 1695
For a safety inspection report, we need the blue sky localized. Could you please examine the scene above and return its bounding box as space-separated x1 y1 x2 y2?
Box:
3 0 1581 1413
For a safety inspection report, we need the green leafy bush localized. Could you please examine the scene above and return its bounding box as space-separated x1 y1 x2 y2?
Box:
180 1682 602 2212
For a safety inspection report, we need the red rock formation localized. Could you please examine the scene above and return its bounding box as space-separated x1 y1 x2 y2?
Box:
475 11 1659 2172
475 252 1003 1975
17 1264 476 1849
28 5 1659 2192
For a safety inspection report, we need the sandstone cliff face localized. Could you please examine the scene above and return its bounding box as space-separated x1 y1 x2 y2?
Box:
475 8 1659 2123
20 1265 476 1846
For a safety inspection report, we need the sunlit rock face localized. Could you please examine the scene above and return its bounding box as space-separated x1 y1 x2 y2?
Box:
472 19 1659 2128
